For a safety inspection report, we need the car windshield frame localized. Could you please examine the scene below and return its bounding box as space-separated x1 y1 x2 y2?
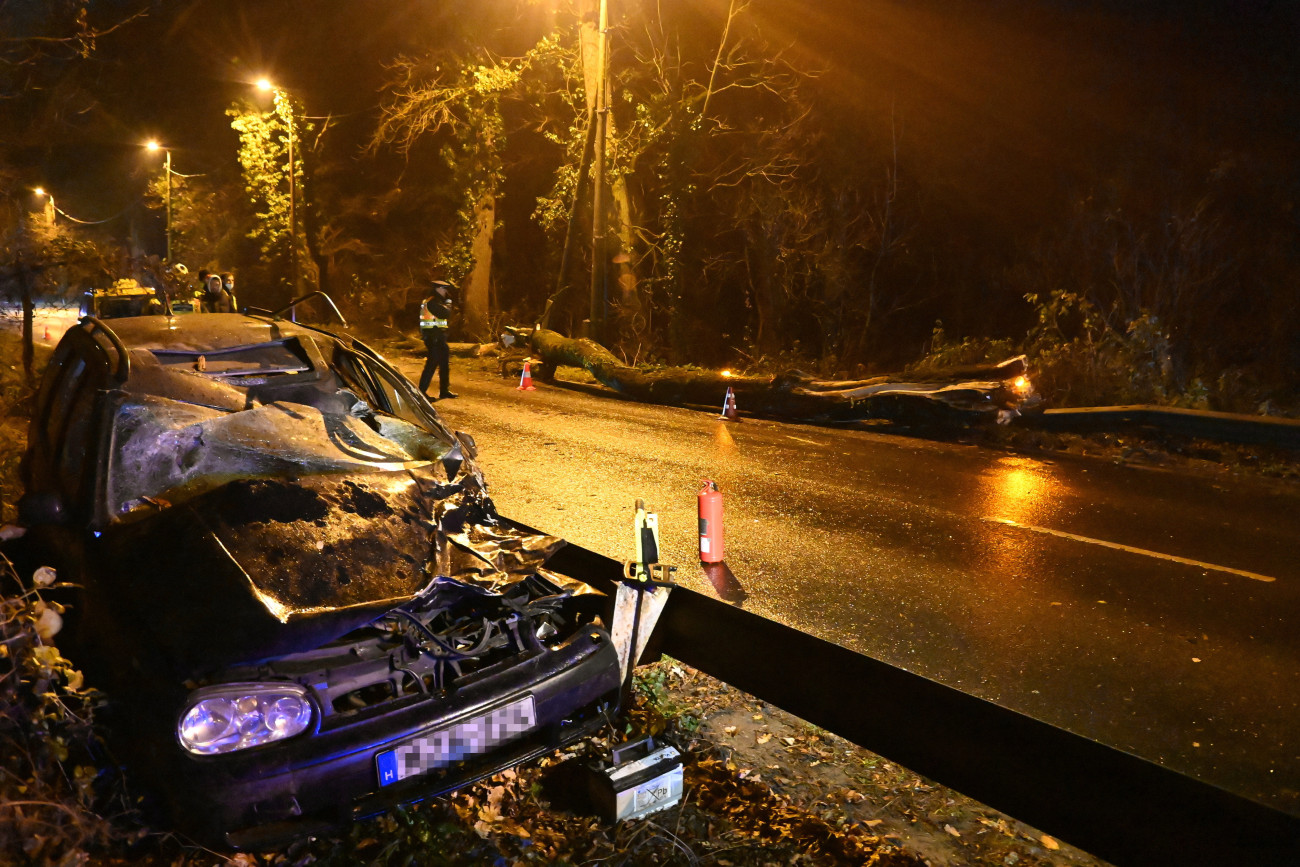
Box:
151 338 315 380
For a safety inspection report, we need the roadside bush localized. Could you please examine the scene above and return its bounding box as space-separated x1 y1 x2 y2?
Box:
911 291 1299 415
0 553 121 866
905 321 1018 378
0 336 43 524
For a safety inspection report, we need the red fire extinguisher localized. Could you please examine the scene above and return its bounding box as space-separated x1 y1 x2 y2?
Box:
698 480 724 563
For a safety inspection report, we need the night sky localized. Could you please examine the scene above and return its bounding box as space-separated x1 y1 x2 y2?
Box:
20 0 1294 244
9 0 1298 346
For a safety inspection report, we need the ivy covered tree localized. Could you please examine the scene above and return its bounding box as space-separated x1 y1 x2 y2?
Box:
373 0 914 367
228 91 314 307
375 33 578 339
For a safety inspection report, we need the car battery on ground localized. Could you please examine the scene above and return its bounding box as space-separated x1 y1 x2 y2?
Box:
588 736 684 823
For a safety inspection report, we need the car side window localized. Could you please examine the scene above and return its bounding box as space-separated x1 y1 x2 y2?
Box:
369 366 424 428
57 374 100 498
43 355 86 457
331 346 452 439
331 348 385 411
33 340 79 446
30 331 111 504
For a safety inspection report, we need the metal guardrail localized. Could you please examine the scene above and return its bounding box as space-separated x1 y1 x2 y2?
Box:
1024 405 1300 450
535 535 1300 867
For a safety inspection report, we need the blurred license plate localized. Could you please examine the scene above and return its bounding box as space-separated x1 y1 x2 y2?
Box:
376 696 536 786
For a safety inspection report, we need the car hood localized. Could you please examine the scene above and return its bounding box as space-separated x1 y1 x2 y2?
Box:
97 464 581 675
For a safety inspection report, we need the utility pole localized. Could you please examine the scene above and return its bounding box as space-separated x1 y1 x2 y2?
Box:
146 142 173 260
286 106 298 298
164 148 172 261
588 0 610 344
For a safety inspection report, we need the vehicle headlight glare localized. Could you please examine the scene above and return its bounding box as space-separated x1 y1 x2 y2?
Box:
178 684 314 755
266 696 313 735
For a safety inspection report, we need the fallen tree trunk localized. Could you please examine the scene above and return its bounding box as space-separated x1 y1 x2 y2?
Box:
527 328 1035 425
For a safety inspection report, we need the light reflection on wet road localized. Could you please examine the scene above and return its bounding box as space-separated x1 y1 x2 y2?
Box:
396 355 1300 814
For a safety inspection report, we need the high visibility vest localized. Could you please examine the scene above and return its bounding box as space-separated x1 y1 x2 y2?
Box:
419 305 448 329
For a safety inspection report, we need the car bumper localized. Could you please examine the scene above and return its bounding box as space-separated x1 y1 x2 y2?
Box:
166 627 620 849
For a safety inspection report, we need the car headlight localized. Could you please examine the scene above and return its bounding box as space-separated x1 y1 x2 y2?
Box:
178 683 315 755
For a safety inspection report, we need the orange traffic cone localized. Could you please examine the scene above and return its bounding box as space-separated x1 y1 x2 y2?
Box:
517 360 537 391
719 386 739 421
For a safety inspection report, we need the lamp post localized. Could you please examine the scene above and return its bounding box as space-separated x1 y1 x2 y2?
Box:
33 187 55 225
257 78 300 297
146 141 173 261
588 0 611 344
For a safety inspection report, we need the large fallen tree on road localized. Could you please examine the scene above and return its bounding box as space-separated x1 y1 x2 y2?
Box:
525 328 1037 425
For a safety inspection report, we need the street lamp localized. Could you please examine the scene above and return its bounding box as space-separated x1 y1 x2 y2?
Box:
146 140 173 261
33 187 54 225
257 78 300 297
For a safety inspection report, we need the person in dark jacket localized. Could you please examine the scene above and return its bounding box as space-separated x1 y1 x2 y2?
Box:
204 274 232 313
418 280 457 399
195 270 210 310
221 273 238 312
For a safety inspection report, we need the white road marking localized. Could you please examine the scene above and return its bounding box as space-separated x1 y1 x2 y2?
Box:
785 435 823 446
986 517 1277 583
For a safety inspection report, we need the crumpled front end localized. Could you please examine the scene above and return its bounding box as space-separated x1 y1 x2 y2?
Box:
178 569 620 849
76 346 621 846
93 458 620 847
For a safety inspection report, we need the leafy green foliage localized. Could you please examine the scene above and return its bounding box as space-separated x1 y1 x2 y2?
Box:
376 32 577 287
229 92 313 302
143 170 252 276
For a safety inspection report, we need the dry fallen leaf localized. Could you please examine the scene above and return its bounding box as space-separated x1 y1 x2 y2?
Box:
724 725 738 736
1041 834 1060 850
865 819 883 828
757 733 772 744
752 713 764 721
487 785 505 811
783 737 796 746
945 824 961 837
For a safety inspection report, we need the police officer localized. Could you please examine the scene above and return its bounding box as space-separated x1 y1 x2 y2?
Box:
418 280 457 399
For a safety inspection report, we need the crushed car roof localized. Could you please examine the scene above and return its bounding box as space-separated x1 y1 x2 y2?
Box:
67 312 590 671
103 312 324 355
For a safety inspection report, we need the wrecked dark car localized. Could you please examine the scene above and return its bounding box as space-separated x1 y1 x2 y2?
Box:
16 311 622 848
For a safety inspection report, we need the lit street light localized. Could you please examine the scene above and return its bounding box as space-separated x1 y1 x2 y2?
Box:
146 140 174 261
32 187 54 225
256 78 300 297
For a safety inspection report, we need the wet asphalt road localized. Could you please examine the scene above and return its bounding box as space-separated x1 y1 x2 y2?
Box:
16 309 1295 813
393 353 1300 815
